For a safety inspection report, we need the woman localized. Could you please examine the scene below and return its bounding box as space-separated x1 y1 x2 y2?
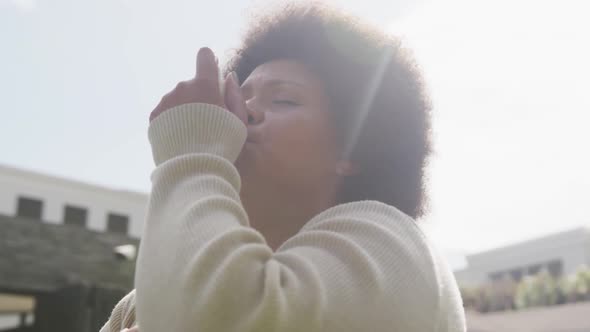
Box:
102 3 465 332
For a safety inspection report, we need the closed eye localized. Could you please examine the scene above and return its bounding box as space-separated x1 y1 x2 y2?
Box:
272 100 300 106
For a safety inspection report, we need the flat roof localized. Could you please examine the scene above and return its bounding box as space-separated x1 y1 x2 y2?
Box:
466 227 590 263
0 163 148 202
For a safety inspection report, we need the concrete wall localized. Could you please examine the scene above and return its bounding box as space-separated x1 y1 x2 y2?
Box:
456 228 590 286
454 268 482 288
0 164 148 238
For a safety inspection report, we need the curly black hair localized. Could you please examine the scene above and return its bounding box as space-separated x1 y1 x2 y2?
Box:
225 2 432 219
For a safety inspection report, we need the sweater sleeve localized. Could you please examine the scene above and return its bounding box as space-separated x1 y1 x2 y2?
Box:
99 290 137 332
134 103 465 332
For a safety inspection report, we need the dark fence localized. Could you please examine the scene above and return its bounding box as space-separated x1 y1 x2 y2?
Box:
3 283 127 332
1 213 136 331
33 283 127 332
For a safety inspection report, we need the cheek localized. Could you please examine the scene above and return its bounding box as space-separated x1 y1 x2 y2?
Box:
264 112 336 179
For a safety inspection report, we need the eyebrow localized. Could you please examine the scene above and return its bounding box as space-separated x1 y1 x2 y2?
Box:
264 79 306 88
242 78 306 93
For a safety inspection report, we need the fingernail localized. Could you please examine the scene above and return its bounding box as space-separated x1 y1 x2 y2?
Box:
226 71 238 91
231 71 239 86
225 71 234 88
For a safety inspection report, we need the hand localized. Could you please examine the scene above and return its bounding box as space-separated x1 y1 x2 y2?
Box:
150 47 248 125
121 326 139 332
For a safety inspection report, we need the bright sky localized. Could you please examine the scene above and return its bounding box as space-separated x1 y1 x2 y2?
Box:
2 0 589 266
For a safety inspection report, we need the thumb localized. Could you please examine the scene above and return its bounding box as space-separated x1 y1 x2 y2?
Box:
224 72 248 125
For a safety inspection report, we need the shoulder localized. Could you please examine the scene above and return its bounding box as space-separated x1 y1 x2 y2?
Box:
302 200 433 260
300 200 440 296
301 200 464 330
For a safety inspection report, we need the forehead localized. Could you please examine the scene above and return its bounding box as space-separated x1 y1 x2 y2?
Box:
242 59 325 90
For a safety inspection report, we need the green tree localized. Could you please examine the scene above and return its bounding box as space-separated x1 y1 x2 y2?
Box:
572 265 590 301
515 270 559 309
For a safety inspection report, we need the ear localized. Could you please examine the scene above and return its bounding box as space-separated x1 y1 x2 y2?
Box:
335 160 359 177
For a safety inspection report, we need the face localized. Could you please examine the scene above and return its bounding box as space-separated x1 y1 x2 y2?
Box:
235 59 343 219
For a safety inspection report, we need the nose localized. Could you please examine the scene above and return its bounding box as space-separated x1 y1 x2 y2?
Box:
245 98 265 125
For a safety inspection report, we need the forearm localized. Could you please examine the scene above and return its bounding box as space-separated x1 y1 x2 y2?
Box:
137 103 322 331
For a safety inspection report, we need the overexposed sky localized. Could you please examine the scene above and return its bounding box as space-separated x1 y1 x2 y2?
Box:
1 0 589 263
389 0 590 259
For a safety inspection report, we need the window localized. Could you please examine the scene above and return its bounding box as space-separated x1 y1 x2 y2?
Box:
16 196 43 220
528 264 542 276
548 260 563 277
107 213 129 235
489 271 505 281
63 205 88 228
509 268 524 282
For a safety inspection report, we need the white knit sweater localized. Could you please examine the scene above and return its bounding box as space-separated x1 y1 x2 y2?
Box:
100 103 466 332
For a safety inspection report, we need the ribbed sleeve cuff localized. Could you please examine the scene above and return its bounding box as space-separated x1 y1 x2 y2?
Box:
148 103 247 166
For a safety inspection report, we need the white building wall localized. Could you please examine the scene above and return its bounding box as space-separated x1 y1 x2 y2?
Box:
453 268 481 288
0 164 148 238
0 187 13 218
456 228 590 287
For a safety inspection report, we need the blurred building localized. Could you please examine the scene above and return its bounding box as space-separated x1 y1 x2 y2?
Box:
0 164 145 331
0 163 148 238
455 227 590 287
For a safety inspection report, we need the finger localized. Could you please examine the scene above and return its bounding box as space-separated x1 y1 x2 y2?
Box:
150 91 175 122
224 72 248 125
121 326 139 332
196 47 219 82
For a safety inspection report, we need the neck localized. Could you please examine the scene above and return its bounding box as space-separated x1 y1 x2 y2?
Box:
241 182 337 250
